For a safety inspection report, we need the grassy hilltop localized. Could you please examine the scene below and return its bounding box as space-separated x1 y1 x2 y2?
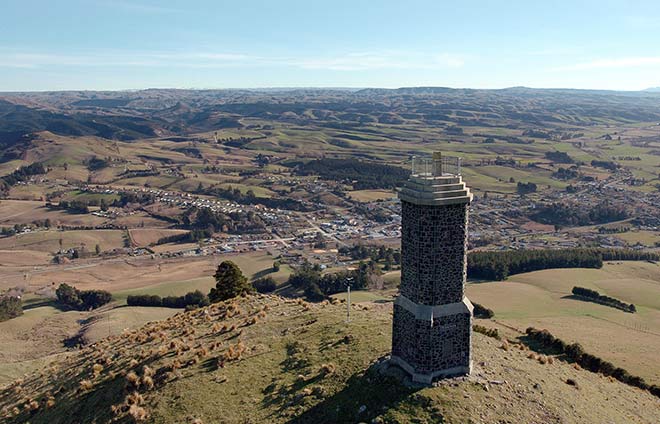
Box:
1 295 658 424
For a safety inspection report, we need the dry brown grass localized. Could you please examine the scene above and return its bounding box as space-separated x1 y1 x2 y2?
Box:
92 363 104 377
245 316 258 326
142 366 154 377
125 391 144 406
125 371 140 390
222 340 247 363
319 363 336 376
128 404 148 422
195 346 209 359
79 380 94 391
141 376 154 391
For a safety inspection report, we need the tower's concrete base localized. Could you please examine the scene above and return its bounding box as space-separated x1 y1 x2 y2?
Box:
389 355 472 385
391 296 473 382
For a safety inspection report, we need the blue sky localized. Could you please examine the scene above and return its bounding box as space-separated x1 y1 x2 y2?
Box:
2 0 660 91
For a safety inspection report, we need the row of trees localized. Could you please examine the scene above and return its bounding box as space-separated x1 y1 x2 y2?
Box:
287 260 380 301
591 159 619 170
198 185 310 212
1 222 51 237
545 151 574 163
468 248 658 281
181 206 266 236
467 248 603 281
127 261 264 309
516 181 537 195
600 249 659 261
472 302 495 318
525 327 659 398
153 231 212 245
552 167 578 180
530 201 628 226
338 244 401 270
0 162 46 193
253 276 278 293
0 296 23 322
288 158 409 190
572 286 636 313
127 290 210 309
55 283 112 311
86 156 110 171
48 200 91 214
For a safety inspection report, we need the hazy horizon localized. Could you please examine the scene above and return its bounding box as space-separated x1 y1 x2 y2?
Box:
2 85 660 95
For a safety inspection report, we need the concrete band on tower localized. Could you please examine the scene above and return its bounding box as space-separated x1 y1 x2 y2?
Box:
391 152 474 385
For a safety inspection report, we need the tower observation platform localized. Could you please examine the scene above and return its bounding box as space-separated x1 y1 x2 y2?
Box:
391 152 474 384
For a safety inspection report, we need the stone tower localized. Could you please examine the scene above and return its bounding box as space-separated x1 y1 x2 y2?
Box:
391 152 474 384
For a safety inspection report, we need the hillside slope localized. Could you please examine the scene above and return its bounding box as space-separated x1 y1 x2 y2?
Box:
1 295 658 423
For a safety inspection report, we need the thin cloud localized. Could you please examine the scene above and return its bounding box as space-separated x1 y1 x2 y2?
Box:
96 0 185 14
554 57 660 71
0 49 466 71
294 52 465 71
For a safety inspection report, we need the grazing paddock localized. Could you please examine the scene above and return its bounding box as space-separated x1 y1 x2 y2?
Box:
466 261 660 382
128 228 189 246
0 249 52 266
0 229 126 254
348 189 396 202
0 200 107 227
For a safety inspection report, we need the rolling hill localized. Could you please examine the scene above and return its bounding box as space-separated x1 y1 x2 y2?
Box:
1 295 657 423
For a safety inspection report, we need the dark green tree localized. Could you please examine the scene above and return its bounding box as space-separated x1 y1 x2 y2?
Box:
253 276 277 293
184 290 210 307
0 296 23 322
56 283 83 310
209 261 253 302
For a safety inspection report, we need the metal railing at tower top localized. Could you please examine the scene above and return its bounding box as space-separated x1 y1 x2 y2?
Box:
411 153 461 177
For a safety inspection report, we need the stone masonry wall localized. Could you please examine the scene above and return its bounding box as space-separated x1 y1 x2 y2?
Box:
392 304 471 374
399 201 469 306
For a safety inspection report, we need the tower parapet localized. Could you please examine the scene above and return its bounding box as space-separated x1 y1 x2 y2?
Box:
391 152 473 384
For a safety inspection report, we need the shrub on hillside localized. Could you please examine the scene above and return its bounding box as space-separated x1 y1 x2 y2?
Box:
0 296 23 322
572 286 636 313
472 302 494 318
55 283 111 310
473 324 500 339
524 326 658 398
252 276 277 293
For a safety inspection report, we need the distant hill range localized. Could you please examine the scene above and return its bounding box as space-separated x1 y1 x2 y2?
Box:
644 87 660 92
3 87 660 153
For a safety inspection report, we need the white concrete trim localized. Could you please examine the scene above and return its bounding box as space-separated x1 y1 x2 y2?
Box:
395 295 474 321
398 174 473 206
